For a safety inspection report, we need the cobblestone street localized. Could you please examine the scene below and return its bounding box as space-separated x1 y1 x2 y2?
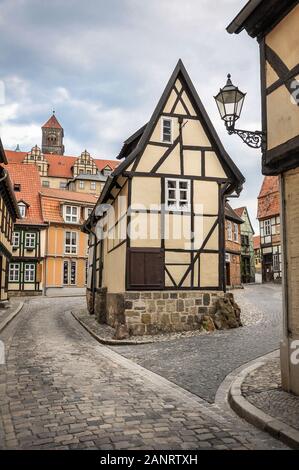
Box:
0 294 286 450
112 284 283 402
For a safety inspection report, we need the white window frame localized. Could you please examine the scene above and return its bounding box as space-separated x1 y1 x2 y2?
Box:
65 231 77 254
90 181 96 190
85 207 93 220
227 221 232 241
42 180 50 188
24 264 35 283
79 180 85 189
25 232 36 249
9 263 20 282
264 219 271 236
63 205 79 224
12 232 20 248
233 223 238 242
273 253 280 272
165 178 190 212
161 117 173 143
18 204 26 218
63 260 77 285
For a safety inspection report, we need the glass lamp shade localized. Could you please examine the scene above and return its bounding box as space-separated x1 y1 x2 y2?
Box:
214 75 246 128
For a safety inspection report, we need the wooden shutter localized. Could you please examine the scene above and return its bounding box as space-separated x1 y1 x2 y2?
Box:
127 248 164 290
36 263 42 283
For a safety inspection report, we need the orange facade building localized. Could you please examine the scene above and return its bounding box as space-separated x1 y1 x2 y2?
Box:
40 189 98 296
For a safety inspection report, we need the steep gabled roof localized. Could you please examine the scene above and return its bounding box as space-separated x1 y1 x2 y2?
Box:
253 235 261 250
234 206 255 234
6 163 45 226
257 176 280 219
113 59 245 190
225 203 244 223
42 113 63 129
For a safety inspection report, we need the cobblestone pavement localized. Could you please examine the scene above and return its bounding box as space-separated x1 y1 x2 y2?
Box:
0 296 287 450
111 284 283 403
242 356 299 431
0 299 23 326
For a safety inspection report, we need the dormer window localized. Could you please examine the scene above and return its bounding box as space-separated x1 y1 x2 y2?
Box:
63 205 79 223
103 167 112 177
162 118 172 143
18 203 26 218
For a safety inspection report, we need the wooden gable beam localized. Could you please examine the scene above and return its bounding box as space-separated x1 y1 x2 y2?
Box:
266 45 299 105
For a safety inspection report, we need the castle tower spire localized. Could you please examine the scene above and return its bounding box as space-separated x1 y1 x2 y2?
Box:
41 112 64 155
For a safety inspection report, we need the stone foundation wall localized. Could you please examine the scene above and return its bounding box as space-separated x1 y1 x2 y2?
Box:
123 291 227 335
91 290 230 336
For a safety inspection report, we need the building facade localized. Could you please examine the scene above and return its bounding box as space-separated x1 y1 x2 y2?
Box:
4 114 118 297
84 60 244 335
6 164 47 295
234 207 255 284
225 203 242 288
0 141 19 302
253 235 262 275
228 0 299 394
257 176 281 283
6 114 118 192
40 188 97 296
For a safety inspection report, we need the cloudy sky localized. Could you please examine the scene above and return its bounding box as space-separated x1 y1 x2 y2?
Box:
0 0 263 231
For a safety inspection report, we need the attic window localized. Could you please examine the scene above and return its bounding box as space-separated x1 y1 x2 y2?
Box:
162 118 172 143
103 168 112 177
18 203 26 218
14 184 21 192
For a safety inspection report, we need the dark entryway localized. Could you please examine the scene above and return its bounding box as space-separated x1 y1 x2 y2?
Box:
241 256 251 284
262 253 274 283
226 262 231 286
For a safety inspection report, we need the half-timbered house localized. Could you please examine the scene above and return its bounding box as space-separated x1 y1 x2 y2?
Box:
0 141 19 302
84 60 245 335
234 207 255 284
257 176 281 282
6 163 47 295
228 0 299 394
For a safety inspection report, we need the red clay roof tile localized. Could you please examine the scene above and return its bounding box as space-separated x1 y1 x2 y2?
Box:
6 163 45 226
5 150 119 179
257 176 280 219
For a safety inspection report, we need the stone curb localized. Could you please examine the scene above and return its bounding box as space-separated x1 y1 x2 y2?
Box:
228 354 299 450
0 301 25 334
71 311 155 346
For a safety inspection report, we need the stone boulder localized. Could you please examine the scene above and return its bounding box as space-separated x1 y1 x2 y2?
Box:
202 315 216 332
212 295 242 330
113 323 129 340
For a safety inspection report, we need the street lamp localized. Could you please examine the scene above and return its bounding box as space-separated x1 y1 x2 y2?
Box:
214 74 265 149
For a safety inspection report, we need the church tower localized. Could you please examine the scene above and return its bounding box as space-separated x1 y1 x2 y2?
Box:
41 112 65 155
